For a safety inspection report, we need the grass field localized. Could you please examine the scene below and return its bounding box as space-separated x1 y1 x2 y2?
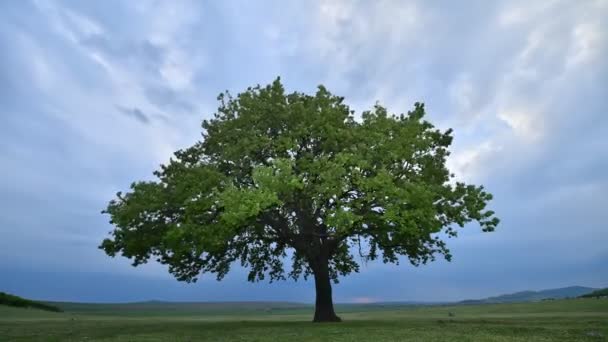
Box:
1 299 607 341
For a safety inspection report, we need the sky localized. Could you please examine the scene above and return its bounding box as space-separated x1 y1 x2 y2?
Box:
1 0 607 304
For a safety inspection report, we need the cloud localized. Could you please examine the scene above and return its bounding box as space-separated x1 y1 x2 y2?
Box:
0 0 205 276
116 106 151 124
0 0 606 302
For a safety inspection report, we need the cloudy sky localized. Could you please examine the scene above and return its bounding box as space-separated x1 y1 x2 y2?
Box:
1 0 607 303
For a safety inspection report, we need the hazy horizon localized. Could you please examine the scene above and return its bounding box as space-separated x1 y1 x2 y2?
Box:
4 277 599 305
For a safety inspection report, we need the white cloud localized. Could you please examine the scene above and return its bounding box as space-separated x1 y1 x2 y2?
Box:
130 0 205 94
497 0 560 27
497 109 543 142
62 7 104 37
32 0 103 44
566 23 603 68
160 49 198 91
447 141 502 183
307 0 423 91
1 1 207 217
15 33 56 91
449 74 476 117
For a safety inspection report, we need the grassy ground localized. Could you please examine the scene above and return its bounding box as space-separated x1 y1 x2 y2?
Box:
1 299 606 341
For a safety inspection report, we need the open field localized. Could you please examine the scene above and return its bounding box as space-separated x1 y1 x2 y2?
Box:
1 299 607 341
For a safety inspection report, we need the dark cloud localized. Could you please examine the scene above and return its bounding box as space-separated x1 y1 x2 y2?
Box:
80 35 164 72
144 86 196 114
116 105 151 124
80 32 198 116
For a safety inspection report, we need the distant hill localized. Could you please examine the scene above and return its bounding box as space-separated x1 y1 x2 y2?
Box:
0 292 62 312
42 300 436 317
44 300 311 316
579 288 608 298
460 286 598 304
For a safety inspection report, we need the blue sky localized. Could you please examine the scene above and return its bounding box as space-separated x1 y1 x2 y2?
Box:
1 0 607 303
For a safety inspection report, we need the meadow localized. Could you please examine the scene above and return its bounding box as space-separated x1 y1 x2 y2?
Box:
1 298 607 341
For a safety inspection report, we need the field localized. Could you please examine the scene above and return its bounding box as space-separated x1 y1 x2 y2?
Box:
1 299 607 341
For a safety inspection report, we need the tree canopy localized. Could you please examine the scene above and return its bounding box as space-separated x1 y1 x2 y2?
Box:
100 78 498 322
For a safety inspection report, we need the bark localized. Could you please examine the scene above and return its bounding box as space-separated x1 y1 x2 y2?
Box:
312 256 341 323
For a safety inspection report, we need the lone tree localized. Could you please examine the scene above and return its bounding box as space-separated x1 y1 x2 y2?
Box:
100 78 498 322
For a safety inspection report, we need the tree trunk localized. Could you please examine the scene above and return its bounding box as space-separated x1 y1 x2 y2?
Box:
312 256 341 323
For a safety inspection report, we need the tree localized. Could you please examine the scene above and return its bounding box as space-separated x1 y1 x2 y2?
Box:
100 78 499 322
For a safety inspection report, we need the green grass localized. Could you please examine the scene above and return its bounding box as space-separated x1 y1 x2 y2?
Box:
1 299 607 341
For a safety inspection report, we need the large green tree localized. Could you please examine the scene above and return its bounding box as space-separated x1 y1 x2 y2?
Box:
100 78 498 322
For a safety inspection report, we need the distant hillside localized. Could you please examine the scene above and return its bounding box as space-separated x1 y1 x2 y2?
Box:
0 292 62 312
579 288 608 298
43 301 433 317
45 300 310 316
460 286 597 304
